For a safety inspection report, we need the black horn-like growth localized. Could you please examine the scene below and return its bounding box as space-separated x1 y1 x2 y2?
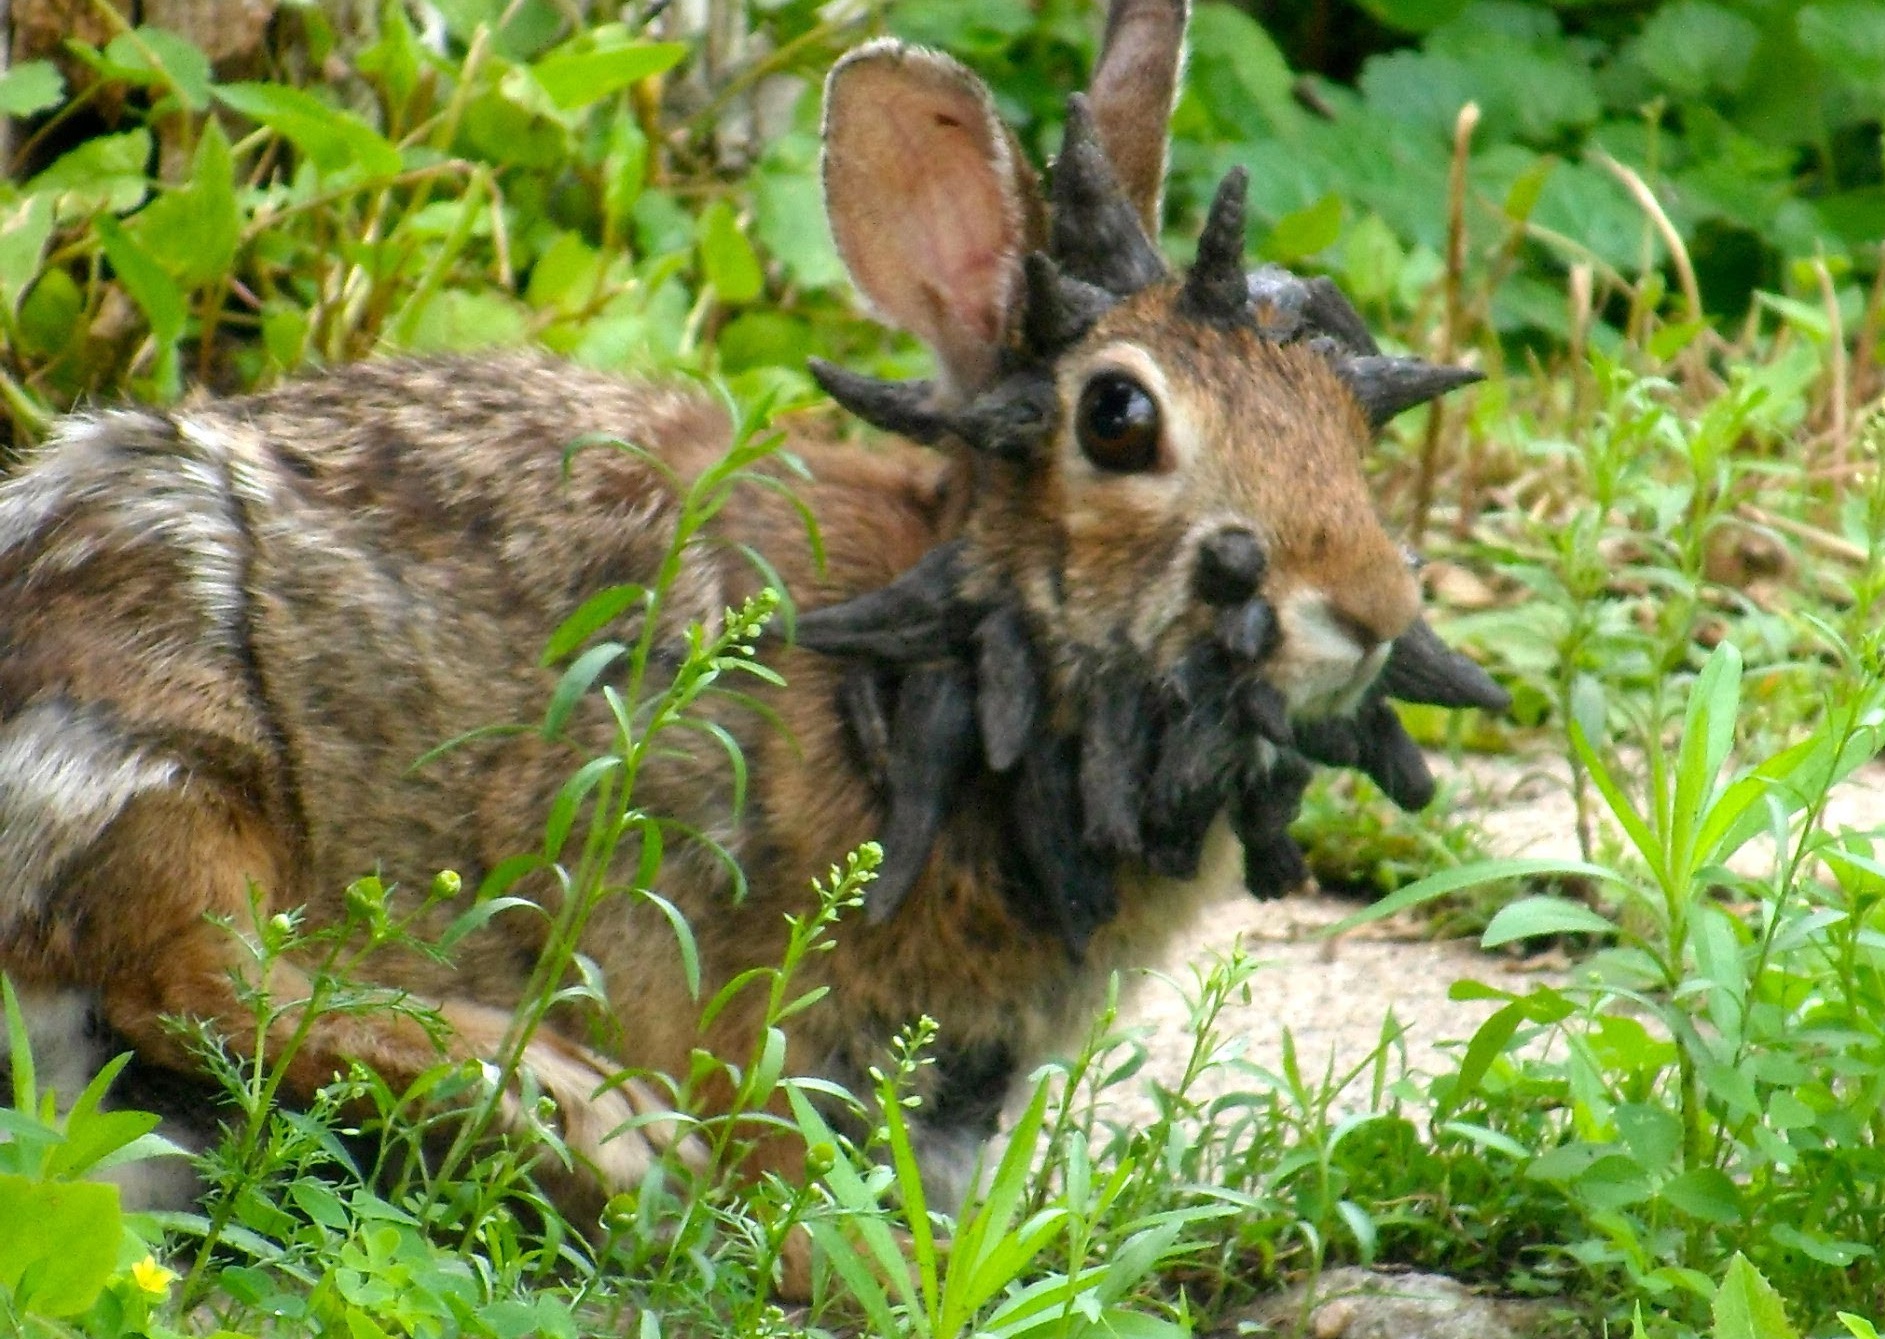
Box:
1178 168 1252 325
1050 95 1167 294
1338 355 1485 430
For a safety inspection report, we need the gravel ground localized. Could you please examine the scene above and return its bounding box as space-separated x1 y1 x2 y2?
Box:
1104 749 1885 1121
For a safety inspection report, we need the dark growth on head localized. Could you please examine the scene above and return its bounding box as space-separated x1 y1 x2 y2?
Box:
796 26 1505 952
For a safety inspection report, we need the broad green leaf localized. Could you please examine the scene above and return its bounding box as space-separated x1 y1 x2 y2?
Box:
1713 1253 1799 1339
214 83 402 178
0 195 56 317
698 200 763 304
1800 3 1885 88
1263 193 1343 262
1481 895 1616 948
1659 1167 1742 1224
531 39 686 111
102 27 214 110
0 1173 121 1317
127 119 240 288
1188 4 1304 139
27 129 153 217
0 61 65 117
1631 2 1761 97
1769 1224 1872 1266
1613 1102 1682 1174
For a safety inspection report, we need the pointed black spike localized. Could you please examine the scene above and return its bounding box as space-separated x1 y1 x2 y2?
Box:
838 663 894 788
973 603 1040 773
1301 276 1381 356
1022 252 1117 354
809 359 950 444
1235 677 1293 748
1009 732 1117 959
1050 94 1167 294
1338 355 1484 430
1231 751 1313 900
1379 619 1511 713
1353 698 1437 810
866 663 980 924
795 541 980 662
1179 168 1251 325
1142 650 1244 879
1079 670 1152 859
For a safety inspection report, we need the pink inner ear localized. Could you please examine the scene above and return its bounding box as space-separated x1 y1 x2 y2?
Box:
826 54 1025 393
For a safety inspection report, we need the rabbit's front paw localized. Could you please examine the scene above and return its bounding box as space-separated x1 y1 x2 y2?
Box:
510 1034 707 1225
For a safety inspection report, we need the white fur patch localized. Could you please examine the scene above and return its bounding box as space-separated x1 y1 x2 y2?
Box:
0 702 179 931
3 412 255 654
0 984 105 1102
0 984 206 1212
1272 590 1386 714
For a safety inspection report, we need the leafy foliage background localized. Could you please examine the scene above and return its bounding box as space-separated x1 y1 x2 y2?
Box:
1 0 1879 447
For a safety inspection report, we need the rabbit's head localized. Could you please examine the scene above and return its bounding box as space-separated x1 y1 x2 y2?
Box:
808 3 1473 718
798 0 1493 936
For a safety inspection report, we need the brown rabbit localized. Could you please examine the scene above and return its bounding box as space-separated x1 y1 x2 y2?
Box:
0 0 1501 1228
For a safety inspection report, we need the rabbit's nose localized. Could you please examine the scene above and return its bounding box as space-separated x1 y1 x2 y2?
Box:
1192 528 1265 606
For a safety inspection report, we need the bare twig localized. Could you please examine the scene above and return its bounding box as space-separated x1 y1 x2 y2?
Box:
1413 100 1477 547
1856 241 1885 407
1736 502 1869 566
1812 252 1850 495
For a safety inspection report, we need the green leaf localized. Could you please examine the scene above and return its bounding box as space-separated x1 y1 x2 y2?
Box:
102 27 214 111
1631 2 1761 97
0 1173 121 1317
1354 0 1470 34
1325 857 1622 937
1659 1167 1743 1224
1263 193 1343 262
542 584 647 665
0 61 66 117
1713 1253 1799 1339
127 119 240 288
1481 895 1616 948
96 216 184 345
214 83 402 179
698 200 763 304
0 195 56 318
1799 3 1885 88
531 39 686 111
1770 1224 1872 1267
27 129 153 217
1187 5 1304 138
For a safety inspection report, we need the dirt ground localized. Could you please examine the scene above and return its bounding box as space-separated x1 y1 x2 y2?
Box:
1108 748 1885 1120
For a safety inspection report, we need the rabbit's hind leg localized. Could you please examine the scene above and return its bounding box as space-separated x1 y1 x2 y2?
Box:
40 781 700 1226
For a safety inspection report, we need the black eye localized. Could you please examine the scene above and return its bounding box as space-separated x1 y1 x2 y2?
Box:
1076 373 1161 473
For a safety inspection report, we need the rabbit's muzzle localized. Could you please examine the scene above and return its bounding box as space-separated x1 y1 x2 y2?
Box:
1185 523 1413 721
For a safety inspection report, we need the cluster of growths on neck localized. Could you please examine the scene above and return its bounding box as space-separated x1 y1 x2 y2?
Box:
793 96 1508 957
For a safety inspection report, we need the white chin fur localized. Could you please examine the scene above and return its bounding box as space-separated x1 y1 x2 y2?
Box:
1269 591 1390 715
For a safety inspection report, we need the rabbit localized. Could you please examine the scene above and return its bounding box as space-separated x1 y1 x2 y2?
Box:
0 0 1504 1235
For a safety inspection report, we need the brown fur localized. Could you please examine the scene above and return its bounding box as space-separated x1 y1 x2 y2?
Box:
0 0 1431 1244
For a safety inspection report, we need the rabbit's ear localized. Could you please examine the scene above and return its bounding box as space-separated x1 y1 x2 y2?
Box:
823 42 1035 396
1087 0 1188 236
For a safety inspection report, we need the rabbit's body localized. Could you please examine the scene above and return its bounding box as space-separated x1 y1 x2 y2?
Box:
0 351 1236 1201
0 0 1503 1234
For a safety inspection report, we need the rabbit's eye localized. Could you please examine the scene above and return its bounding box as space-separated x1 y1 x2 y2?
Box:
1076 373 1161 473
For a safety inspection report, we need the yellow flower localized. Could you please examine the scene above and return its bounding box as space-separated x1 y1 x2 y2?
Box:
130 1256 177 1297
